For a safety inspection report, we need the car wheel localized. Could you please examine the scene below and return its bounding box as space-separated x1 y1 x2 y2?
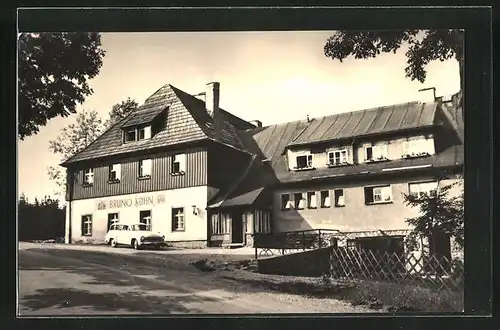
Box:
133 239 140 250
110 239 117 248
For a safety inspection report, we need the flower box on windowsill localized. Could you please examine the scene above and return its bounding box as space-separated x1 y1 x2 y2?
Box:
82 183 94 188
137 175 151 180
365 200 393 206
170 171 186 176
327 162 352 168
107 179 120 184
402 152 430 159
293 166 315 172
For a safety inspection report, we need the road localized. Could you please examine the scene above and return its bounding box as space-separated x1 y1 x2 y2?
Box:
18 243 378 315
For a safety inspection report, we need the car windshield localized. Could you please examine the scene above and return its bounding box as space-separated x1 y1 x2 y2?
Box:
131 224 150 231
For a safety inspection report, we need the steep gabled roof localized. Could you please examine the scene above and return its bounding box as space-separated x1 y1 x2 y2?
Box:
288 101 438 147
62 84 253 166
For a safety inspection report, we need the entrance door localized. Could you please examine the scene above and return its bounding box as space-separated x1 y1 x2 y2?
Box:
231 211 244 244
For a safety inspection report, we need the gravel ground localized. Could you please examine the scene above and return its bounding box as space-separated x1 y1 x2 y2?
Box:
19 242 382 315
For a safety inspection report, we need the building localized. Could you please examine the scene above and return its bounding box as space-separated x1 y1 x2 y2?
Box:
62 82 463 253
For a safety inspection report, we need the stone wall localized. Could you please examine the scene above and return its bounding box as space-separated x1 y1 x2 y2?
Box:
257 247 331 277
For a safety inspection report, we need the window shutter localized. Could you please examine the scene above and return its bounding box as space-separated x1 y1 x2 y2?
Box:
178 154 186 172
143 159 152 176
114 164 121 180
81 216 85 236
144 126 151 139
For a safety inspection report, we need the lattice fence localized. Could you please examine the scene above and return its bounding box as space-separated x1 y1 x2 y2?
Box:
329 247 464 292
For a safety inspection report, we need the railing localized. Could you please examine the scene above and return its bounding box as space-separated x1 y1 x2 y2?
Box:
254 229 339 257
329 247 464 292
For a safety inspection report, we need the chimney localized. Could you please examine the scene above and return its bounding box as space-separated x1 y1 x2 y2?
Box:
249 120 262 128
206 82 220 118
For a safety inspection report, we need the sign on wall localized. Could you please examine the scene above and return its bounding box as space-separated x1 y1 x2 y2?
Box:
97 194 166 210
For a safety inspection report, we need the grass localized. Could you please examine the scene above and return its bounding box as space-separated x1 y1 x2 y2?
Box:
192 258 463 313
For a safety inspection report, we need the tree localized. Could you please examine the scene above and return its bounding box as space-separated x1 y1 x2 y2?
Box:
18 32 106 140
103 97 138 129
403 179 464 257
47 110 104 195
47 97 138 197
324 30 464 101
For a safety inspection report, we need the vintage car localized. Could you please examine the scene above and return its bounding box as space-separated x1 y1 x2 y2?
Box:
104 223 165 250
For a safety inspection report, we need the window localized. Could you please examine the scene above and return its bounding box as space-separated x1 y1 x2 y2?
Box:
328 150 348 165
125 125 152 143
171 154 186 174
334 189 345 207
307 191 317 209
403 139 429 156
281 194 293 210
366 144 388 161
294 193 305 210
296 155 313 169
172 207 185 231
409 181 438 199
320 190 331 208
138 159 152 178
83 168 94 185
108 164 121 182
81 215 92 236
364 185 392 204
107 213 119 230
255 211 271 234
138 126 151 140
125 129 136 142
211 213 231 234
139 210 152 231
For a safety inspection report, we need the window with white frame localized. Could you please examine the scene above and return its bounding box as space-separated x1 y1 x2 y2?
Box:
334 189 345 207
364 185 392 204
83 168 94 185
295 155 313 169
211 213 230 234
328 150 348 165
172 207 185 231
402 139 430 156
124 128 137 143
320 190 331 208
138 159 152 178
81 215 92 236
281 194 293 210
307 191 317 209
171 154 186 174
108 164 121 182
365 143 388 161
125 125 152 143
138 126 152 140
294 192 305 210
255 211 271 234
139 210 152 231
409 181 438 199
107 213 119 231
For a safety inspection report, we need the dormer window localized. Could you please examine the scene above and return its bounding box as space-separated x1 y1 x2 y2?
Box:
365 143 389 162
123 125 152 143
295 155 313 170
125 129 136 143
328 150 348 166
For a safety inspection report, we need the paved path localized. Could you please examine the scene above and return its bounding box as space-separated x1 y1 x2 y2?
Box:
18 243 378 315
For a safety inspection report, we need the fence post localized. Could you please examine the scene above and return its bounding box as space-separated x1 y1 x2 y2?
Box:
318 229 322 248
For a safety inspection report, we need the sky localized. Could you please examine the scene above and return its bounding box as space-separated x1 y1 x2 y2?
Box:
17 31 460 202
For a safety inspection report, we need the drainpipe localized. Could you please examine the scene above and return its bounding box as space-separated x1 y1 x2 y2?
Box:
351 138 356 164
65 168 73 244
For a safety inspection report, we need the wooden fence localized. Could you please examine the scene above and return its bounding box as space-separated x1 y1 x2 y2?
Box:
329 247 464 292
